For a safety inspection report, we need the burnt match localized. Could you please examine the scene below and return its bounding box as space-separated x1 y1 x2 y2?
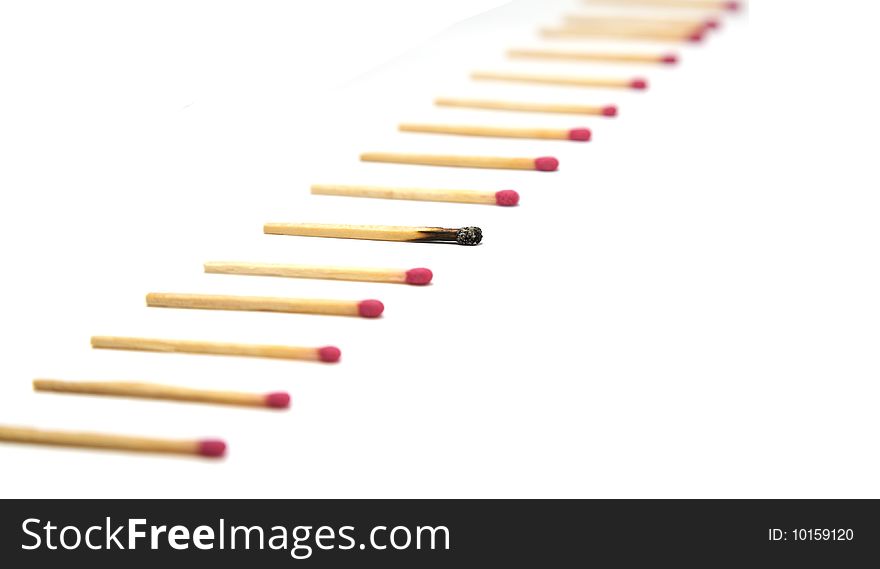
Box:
472 71 647 91
0 424 227 459
91 336 342 363
399 122 591 142
264 223 483 246
33 379 291 410
435 97 618 117
146 293 385 318
204 262 434 285
312 184 520 206
361 151 559 171
508 48 678 66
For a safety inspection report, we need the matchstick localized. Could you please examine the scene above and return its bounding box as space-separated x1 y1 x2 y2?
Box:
204 262 434 286
472 71 647 91
360 151 559 171
33 379 291 409
312 184 520 206
146 292 385 318
563 14 721 32
541 26 703 43
587 0 741 11
398 122 591 142
508 48 678 65
264 223 483 246
91 336 342 363
0 425 227 458
435 97 618 117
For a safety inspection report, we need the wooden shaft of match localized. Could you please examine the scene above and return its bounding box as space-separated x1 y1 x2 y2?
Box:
91 336 322 361
264 222 459 242
0 425 204 456
542 27 693 42
360 151 536 170
398 123 571 140
146 292 363 316
588 0 735 9
205 262 413 284
472 71 633 89
33 379 270 408
435 97 608 116
559 19 703 34
508 48 671 64
312 184 499 205
563 14 711 30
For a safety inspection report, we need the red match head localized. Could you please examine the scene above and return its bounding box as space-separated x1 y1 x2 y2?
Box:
357 299 384 318
724 1 741 11
495 189 519 207
568 128 592 142
704 18 721 30
197 439 227 458
601 105 618 117
661 53 679 65
534 156 559 171
317 346 341 363
265 391 291 409
688 29 706 43
405 267 433 285
630 78 648 90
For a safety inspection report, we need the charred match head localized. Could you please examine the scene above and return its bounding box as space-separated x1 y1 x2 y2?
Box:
456 226 482 246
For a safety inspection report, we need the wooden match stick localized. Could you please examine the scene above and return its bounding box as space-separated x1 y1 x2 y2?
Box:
312 184 520 206
360 151 559 171
508 48 678 65
146 292 385 318
561 16 705 34
563 14 720 32
587 0 741 11
33 379 291 409
435 97 618 117
204 262 434 286
472 71 647 91
0 424 227 458
91 336 341 362
541 26 701 43
264 223 483 246
398 122 591 142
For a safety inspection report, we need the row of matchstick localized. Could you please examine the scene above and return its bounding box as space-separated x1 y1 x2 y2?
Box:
0 0 744 459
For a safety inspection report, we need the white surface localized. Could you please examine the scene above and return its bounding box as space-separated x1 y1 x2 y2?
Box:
1 0 878 498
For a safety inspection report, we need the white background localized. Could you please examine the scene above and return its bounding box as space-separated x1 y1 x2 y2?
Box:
0 0 877 498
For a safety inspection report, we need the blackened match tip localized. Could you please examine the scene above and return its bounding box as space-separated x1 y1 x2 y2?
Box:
456 227 482 246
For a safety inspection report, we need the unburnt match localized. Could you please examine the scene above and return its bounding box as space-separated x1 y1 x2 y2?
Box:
435 97 618 117
33 379 291 410
146 293 385 318
91 336 342 362
0 424 226 459
563 14 721 32
264 223 483 246
472 71 647 91
205 262 434 286
312 184 520 206
542 26 705 43
587 0 741 11
509 48 678 65
361 151 559 171
398 122 591 142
